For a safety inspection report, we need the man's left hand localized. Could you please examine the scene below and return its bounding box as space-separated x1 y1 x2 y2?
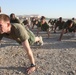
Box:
26 66 36 74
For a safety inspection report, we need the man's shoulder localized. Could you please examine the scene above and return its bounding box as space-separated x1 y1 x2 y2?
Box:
11 23 21 25
11 23 24 28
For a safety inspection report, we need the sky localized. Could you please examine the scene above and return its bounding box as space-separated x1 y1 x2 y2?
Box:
0 0 76 18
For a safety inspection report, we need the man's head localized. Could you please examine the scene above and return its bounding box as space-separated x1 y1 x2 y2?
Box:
10 13 16 19
40 16 45 20
0 14 11 34
72 17 75 21
66 20 73 28
59 17 62 21
40 16 46 24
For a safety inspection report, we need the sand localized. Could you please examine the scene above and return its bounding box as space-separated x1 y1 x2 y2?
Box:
0 29 76 75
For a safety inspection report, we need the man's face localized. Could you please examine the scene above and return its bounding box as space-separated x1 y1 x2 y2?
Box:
0 20 9 34
12 15 15 19
41 19 46 24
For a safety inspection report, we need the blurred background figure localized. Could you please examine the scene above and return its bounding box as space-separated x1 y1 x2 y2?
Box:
10 13 20 23
48 19 54 31
72 17 76 24
23 19 30 29
54 17 65 33
31 17 36 29
37 16 50 38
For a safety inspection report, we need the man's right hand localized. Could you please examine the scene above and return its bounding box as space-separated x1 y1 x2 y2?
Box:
26 66 36 74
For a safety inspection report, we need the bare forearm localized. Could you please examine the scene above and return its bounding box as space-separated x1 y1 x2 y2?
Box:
27 48 35 64
59 33 63 40
22 40 35 65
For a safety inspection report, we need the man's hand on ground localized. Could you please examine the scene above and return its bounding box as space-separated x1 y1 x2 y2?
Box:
26 66 36 74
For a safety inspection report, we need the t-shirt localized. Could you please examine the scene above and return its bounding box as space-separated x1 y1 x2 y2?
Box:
56 21 65 30
37 22 49 31
0 23 35 45
10 18 20 23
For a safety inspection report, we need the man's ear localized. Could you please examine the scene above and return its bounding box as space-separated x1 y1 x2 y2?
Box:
7 22 11 27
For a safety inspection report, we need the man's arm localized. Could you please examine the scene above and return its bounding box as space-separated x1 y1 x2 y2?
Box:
54 23 58 33
22 39 36 74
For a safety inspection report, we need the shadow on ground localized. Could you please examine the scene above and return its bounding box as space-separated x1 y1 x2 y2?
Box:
0 66 28 75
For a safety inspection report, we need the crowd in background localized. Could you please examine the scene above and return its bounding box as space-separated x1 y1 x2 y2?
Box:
8 13 76 40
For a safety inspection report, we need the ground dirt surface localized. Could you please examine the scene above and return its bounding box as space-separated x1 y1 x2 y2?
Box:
0 28 76 75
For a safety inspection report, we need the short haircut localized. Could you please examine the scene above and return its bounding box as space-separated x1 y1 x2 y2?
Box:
40 16 45 20
59 17 62 20
10 13 15 18
0 14 10 22
66 20 73 25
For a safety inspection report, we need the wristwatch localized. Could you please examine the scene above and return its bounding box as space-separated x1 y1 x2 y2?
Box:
31 63 36 67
